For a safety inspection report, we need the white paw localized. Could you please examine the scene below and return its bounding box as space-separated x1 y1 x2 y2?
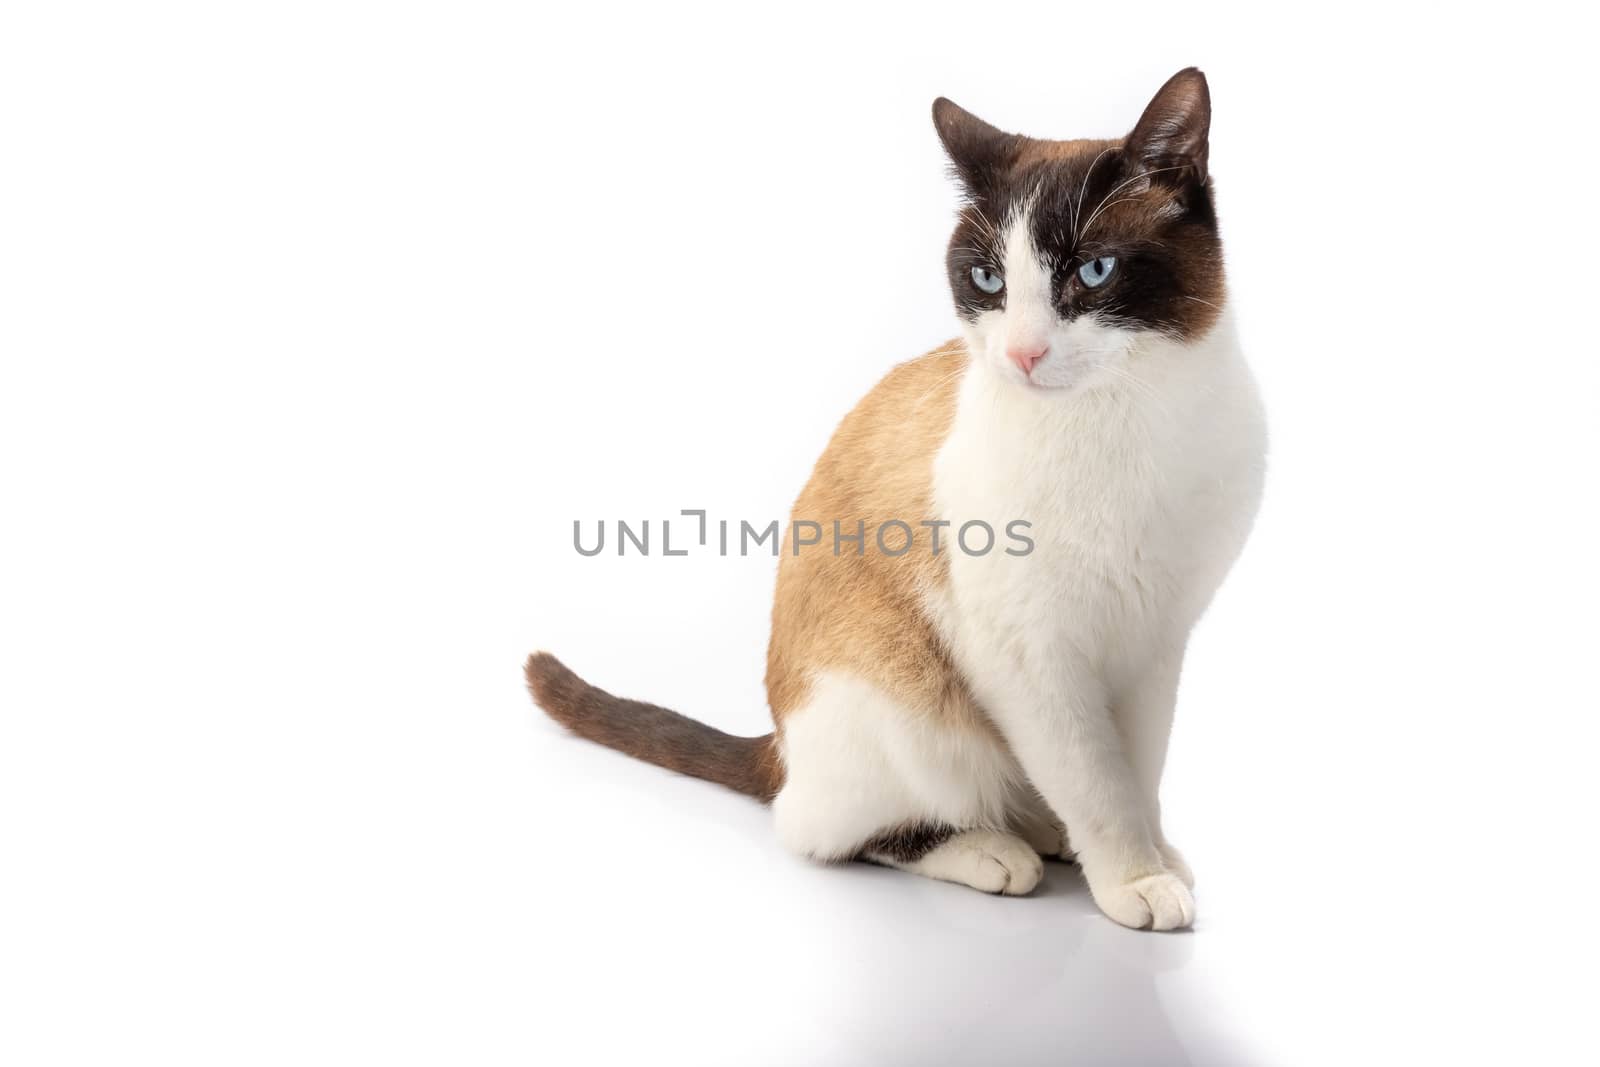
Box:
943 830 1045 896
1091 870 1195 930
1158 841 1194 889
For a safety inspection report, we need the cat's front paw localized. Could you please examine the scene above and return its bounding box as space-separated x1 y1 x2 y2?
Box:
1090 870 1195 931
1157 841 1194 889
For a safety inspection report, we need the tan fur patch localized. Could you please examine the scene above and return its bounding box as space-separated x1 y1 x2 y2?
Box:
765 342 992 738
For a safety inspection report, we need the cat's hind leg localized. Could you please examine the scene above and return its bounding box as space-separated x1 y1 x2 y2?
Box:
861 823 1043 895
772 671 1040 894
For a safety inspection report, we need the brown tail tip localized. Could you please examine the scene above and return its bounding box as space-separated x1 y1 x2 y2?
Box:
524 650 584 725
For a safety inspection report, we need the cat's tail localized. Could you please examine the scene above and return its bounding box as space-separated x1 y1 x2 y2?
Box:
523 652 783 802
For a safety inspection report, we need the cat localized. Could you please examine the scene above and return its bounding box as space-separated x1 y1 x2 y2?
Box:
526 68 1265 931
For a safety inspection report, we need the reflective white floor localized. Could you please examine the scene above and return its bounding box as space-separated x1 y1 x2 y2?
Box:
736 859 1257 1066
518 737 1260 1066
505 719 1585 1067
7 661 1587 1065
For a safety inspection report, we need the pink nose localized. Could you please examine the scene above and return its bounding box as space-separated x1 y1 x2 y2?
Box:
1007 343 1047 376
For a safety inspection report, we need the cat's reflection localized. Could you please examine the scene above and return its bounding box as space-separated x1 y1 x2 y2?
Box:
806 861 1260 1067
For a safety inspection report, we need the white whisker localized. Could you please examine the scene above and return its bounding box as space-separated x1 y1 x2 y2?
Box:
1071 147 1115 245
1078 164 1191 239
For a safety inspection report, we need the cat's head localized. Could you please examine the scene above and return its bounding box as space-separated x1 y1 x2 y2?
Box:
935 68 1224 391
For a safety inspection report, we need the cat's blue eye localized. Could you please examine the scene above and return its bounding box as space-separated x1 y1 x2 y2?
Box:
970 266 1004 295
1076 256 1117 288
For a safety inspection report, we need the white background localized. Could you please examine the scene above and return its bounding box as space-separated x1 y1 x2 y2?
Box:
3 2 1596 1064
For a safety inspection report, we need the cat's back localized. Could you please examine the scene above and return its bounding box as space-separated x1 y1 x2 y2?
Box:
796 340 968 507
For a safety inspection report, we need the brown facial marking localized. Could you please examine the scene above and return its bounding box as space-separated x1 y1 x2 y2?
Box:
934 68 1225 341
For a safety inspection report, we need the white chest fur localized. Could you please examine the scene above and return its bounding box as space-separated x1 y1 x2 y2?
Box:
929 318 1266 689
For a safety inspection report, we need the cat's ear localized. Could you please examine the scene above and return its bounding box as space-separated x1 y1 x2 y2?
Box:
933 98 1021 194
1124 67 1211 185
